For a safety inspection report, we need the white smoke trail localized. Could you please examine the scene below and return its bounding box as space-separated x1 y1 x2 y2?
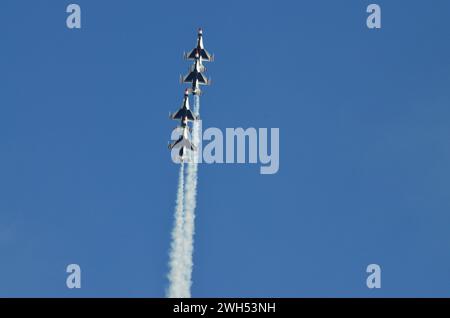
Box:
167 163 189 298
167 96 200 298
181 95 201 296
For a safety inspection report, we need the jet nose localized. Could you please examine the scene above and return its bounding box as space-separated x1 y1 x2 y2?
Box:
184 88 189 95
198 28 203 35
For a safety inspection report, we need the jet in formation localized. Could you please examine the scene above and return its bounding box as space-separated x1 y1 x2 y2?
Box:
169 88 199 123
184 28 214 62
181 51 210 95
169 28 213 162
168 123 197 161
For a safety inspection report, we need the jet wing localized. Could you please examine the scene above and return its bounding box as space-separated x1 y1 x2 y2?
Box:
183 71 196 83
168 136 183 149
170 109 184 120
186 109 197 121
169 136 196 151
200 49 213 61
197 72 208 84
186 49 197 60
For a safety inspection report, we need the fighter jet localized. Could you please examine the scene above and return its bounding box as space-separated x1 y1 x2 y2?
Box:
184 28 214 62
169 89 199 123
168 124 197 162
181 52 210 95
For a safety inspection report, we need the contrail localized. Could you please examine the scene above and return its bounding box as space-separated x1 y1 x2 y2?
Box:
167 163 189 298
182 95 201 296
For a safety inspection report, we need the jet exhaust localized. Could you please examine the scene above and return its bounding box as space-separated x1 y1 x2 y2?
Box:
167 163 189 298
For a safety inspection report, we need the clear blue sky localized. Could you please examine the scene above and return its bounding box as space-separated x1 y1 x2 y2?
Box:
1 0 450 297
